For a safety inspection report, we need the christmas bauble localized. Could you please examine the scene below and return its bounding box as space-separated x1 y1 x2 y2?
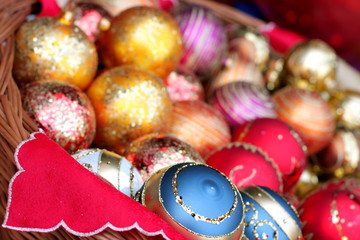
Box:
206 142 283 192
284 40 338 99
72 148 143 198
21 80 96 153
139 162 245 240
70 1 112 41
13 12 98 90
86 65 172 154
164 65 204 101
273 86 336 155
97 6 183 79
172 3 228 77
299 178 360 240
332 91 360 131
125 133 204 181
315 128 360 179
227 25 270 72
209 81 277 127
264 53 285 92
240 186 303 240
233 118 307 193
166 100 231 158
295 165 319 200
84 0 178 17
207 52 264 97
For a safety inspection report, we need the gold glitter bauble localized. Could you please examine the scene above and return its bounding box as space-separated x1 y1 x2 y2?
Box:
284 39 337 97
97 6 183 79
332 90 360 131
86 65 172 154
13 12 98 90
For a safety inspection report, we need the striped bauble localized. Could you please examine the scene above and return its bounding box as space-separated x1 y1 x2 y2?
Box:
209 81 277 127
167 100 231 158
172 3 228 78
273 86 335 155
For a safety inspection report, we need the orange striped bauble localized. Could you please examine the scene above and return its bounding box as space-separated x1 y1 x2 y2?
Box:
166 100 231 158
273 86 335 155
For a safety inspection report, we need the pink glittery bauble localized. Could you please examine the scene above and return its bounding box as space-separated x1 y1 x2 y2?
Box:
125 133 204 180
172 3 228 77
299 178 360 240
164 65 204 101
22 80 96 153
209 81 277 127
206 142 283 192
71 2 112 41
233 118 307 193
273 86 336 155
167 100 231 158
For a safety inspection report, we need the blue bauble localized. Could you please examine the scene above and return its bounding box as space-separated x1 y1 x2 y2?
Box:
140 162 245 240
239 186 303 240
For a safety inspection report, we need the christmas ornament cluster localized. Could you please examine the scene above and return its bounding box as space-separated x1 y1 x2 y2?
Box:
13 0 360 239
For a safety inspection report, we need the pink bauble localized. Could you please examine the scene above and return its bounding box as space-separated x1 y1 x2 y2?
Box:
299 178 360 240
172 3 228 77
164 65 204 101
206 142 283 192
233 118 307 192
125 133 203 181
167 100 231 158
273 86 336 155
209 81 277 127
207 52 265 97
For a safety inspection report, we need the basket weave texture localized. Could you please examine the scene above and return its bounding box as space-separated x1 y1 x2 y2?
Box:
0 0 267 239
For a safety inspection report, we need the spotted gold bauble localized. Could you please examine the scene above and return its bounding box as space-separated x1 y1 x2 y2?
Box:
284 39 338 98
97 6 183 79
331 90 360 131
13 12 98 90
86 65 172 154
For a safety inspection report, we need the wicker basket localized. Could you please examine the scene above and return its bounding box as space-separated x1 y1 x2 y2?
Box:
0 0 358 239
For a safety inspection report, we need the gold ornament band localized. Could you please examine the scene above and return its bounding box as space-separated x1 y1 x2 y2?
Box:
172 163 238 224
97 150 120 190
242 186 302 239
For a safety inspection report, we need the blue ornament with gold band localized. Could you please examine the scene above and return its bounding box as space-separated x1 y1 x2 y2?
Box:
138 162 245 240
239 186 303 240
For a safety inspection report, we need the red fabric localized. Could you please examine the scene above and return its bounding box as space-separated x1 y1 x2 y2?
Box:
255 0 360 69
37 0 62 17
258 23 306 54
2 132 186 239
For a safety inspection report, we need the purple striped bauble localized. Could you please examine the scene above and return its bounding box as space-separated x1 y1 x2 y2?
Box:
210 81 277 127
172 3 228 77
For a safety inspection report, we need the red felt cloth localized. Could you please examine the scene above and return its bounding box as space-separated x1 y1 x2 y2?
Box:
2 131 186 239
37 0 62 17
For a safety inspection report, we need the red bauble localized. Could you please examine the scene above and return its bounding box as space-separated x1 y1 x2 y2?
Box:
167 100 231 158
206 142 283 192
233 118 307 192
299 178 360 240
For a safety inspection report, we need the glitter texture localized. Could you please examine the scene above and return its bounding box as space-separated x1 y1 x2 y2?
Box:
125 133 204 181
97 6 183 78
22 80 96 153
13 15 98 90
86 65 172 154
164 65 204 102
